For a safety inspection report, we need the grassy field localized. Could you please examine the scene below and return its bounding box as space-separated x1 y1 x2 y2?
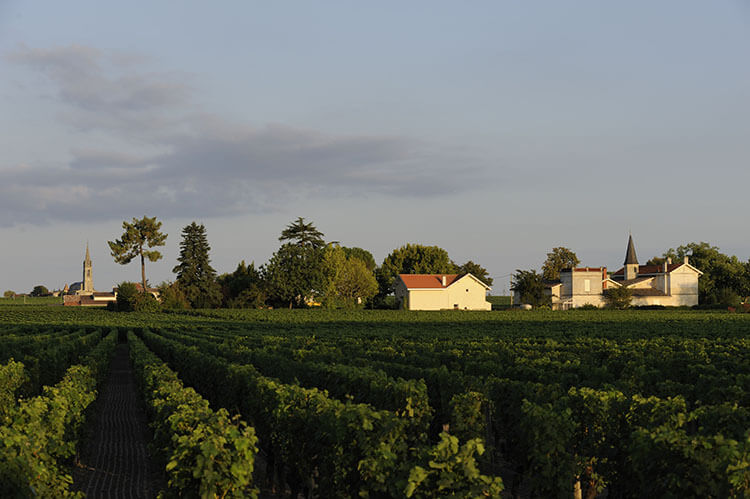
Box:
0 295 62 306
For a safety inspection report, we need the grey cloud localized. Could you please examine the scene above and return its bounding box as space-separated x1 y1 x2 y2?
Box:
7 44 190 135
1 44 491 227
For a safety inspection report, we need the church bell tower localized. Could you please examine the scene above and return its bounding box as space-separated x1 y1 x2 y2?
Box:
624 234 639 281
83 243 94 293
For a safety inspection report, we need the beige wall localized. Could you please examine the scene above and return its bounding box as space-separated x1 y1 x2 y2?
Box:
631 294 698 307
669 267 699 298
570 270 603 296
444 277 491 310
397 276 491 310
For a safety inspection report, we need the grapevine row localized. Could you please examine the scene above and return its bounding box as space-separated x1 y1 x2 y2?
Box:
0 329 117 498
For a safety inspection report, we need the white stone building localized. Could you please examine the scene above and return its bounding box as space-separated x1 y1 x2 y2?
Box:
518 236 702 309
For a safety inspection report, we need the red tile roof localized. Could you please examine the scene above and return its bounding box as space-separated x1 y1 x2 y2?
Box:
399 274 459 289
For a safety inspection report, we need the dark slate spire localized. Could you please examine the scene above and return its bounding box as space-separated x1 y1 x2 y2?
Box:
624 234 638 265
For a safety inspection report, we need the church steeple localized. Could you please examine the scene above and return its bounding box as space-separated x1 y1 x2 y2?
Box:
624 234 639 280
83 242 94 293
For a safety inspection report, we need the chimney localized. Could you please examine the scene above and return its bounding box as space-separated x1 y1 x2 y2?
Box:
667 257 672 264
662 261 668 273
684 256 689 265
442 275 447 286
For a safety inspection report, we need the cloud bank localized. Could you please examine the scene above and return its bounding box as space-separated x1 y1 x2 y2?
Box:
1 45 487 227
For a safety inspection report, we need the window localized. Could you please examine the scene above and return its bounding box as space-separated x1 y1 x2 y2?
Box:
466 289 469 292
584 279 591 292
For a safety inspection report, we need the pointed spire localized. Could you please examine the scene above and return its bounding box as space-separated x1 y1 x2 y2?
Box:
85 242 91 262
624 234 638 265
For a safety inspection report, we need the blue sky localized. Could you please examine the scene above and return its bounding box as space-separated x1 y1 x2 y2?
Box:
1 1 749 294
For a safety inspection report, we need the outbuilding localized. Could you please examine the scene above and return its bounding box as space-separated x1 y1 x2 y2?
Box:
395 273 492 311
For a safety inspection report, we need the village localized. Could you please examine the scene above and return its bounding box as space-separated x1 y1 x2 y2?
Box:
5 219 721 313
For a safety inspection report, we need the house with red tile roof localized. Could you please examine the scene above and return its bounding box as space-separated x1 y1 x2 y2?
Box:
395 273 491 310
538 235 702 309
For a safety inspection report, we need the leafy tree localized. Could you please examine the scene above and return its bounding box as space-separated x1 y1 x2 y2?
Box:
172 222 221 308
376 244 458 298
603 286 632 309
30 285 49 297
265 218 327 308
3 290 16 298
115 281 139 312
649 242 749 303
322 245 378 308
458 260 493 286
108 216 167 292
342 246 376 271
264 243 325 308
158 281 190 310
217 261 266 308
542 247 580 281
511 269 549 307
279 217 325 249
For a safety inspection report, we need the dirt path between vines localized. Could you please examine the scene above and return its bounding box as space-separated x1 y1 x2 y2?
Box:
73 342 162 498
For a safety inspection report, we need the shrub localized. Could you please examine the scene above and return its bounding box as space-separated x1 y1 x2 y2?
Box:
158 282 190 310
134 293 161 312
604 286 632 309
115 282 139 311
715 288 741 308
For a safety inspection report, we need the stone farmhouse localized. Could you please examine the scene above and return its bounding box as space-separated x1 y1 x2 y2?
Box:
63 244 117 307
532 236 702 309
395 273 492 311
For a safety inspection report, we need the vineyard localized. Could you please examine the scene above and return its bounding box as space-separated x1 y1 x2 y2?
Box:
1 306 749 498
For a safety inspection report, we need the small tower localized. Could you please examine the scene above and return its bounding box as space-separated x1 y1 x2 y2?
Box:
82 243 94 293
624 234 639 281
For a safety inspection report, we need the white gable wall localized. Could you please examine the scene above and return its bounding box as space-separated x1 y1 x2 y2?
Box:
445 276 491 310
400 275 491 311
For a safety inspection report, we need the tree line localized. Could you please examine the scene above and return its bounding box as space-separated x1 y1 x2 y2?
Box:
107 216 494 311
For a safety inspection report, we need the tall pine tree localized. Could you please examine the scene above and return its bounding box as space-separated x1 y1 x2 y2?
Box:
173 222 221 308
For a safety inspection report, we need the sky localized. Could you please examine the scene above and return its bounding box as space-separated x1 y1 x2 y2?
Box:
1 1 749 295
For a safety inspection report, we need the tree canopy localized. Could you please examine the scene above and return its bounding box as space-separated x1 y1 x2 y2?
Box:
322 245 378 308
172 222 221 308
264 243 325 308
542 247 580 281
458 261 493 287
511 269 549 307
265 218 327 308
649 242 750 304
30 285 49 297
217 261 266 309
342 247 376 272
376 244 458 297
108 216 167 292
279 217 325 249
